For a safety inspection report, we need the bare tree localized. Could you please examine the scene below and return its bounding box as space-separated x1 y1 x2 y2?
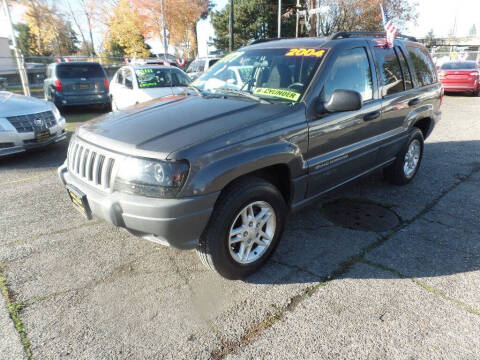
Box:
64 0 90 56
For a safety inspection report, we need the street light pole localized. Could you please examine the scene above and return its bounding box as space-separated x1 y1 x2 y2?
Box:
160 0 168 62
277 0 281 38
229 0 234 52
2 0 30 96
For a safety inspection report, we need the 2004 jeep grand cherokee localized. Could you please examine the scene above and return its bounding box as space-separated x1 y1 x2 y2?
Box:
59 32 442 279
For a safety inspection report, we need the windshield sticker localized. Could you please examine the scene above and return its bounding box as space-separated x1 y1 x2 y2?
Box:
253 87 301 101
139 82 158 88
285 48 325 58
218 51 244 64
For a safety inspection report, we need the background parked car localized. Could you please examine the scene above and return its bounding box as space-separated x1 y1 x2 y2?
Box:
186 57 221 80
109 65 191 111
43 62 111 110
0 91 66 157
438 61 479 96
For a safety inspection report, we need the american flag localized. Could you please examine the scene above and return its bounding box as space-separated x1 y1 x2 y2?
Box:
380 4 398 48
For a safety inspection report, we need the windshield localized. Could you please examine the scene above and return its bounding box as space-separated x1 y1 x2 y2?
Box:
134 68 173 88
192 48 326 103
441 62 475 70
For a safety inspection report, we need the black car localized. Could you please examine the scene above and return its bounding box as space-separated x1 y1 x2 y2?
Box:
44 62 111 110
59 32 442 279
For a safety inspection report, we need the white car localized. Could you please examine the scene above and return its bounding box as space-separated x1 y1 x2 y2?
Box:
109 65 191 111
186 58 221 80
0 91 66 157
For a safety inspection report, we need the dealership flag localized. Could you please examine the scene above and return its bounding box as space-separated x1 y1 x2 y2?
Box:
380 4 398 48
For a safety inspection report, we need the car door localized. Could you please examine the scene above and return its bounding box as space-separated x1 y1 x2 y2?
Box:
112 67 137 110
370 42 420 163
306 43 383 197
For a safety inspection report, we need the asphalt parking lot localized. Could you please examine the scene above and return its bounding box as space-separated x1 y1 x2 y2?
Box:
1 95 479 359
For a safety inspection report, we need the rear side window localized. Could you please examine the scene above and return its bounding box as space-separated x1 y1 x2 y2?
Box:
324 47 373 101
373 47 404 96
56 64 105 79
407 46 436 86
396 47 413 90
208 59 219 68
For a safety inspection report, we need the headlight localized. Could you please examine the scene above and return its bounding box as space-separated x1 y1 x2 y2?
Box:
0 118 16 132
113 157 189 198
51 105 61 120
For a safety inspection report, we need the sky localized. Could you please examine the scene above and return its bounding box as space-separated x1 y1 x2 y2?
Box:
1 0 479 44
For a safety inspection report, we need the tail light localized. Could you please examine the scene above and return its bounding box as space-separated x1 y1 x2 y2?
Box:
55 79 62 92
104 78 109 90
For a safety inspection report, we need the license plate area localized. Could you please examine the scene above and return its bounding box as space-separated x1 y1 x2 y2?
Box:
67 186 92 220
35 130 51 142
79 83 90 89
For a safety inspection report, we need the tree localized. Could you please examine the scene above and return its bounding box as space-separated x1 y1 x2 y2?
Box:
211 0 297 51
469 24 477 37
14 23 34 56
105 0 151 57
131 0 211 57
211 0 418 51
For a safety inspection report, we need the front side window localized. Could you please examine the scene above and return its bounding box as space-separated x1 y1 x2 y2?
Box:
193 47 327 103
116 69 124 84
324 47 373 101
171 70 191 86
373 46 404 96
407 46 436 86
135 68 173 88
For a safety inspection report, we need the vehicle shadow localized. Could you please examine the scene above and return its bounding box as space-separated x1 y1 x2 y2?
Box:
245 140 480 285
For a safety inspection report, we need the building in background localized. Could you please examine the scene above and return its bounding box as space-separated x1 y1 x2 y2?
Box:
0 36 15 76
197 16 217 58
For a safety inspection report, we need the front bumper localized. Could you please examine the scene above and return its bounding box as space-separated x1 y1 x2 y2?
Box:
0 121 67 157
58 163 219 249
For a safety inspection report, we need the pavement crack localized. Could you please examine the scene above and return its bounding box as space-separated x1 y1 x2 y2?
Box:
360 259 480 317
0 265 34 360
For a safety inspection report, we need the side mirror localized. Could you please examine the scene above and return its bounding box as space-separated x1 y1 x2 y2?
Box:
319 89 363 114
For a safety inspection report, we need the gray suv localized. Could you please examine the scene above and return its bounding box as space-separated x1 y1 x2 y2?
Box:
58 32 442 279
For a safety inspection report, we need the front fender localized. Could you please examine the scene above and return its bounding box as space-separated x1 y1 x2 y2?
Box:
181 141 306 196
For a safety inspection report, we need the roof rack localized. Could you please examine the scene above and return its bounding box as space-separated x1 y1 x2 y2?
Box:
330 31 417 42
248 38 287 45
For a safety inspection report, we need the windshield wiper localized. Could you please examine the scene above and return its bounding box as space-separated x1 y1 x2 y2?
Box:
216 88 272 104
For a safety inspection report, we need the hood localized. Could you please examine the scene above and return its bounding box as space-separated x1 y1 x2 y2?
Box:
0 91 53 117
77 94 289 160
137 87 174 103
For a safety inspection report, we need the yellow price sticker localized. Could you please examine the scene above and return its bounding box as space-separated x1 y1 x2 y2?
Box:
253 87 301 102
285 48 325 58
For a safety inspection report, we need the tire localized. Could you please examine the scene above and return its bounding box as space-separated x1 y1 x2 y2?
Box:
196 177 287 279
384 128 424 185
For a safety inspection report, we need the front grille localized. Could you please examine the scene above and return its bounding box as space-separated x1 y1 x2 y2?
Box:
7 111 56 133
67 138 117 190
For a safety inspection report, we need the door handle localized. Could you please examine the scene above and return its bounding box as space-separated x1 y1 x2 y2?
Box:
408 98 420 106
363 111 380 121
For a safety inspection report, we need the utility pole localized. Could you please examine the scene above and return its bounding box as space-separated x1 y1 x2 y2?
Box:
160 0 168 62
229 0 234 52
277 0 281 38
295 0 300 37
2 0 30 96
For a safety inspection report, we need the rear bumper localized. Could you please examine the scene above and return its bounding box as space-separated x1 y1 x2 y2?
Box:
54 92 110 106
58 163 219 249
0 121 67 157
441 80 479 92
